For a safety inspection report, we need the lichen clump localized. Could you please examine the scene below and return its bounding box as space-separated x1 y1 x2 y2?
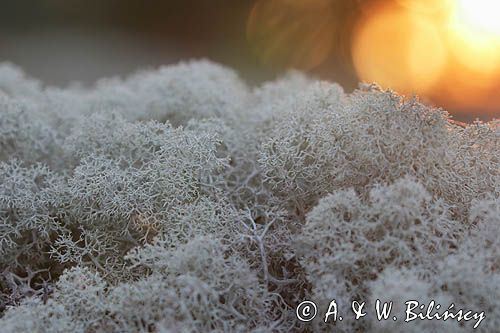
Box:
0 61 498 332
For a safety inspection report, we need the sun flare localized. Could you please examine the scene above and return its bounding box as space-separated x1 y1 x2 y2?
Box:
448 0 500 74
352 0 500 114
454 0 500 36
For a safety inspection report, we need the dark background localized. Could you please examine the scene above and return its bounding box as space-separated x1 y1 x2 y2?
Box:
1 0 353 84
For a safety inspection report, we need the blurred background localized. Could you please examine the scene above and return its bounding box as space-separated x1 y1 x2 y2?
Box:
0 0 499 121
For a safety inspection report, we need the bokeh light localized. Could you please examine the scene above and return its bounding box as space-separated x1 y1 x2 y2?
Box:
447 0 500 74
0 0 498 120
397 0 452 14
351 0 500 119
352 5 446 95
453 0 500 35
247 0 336 70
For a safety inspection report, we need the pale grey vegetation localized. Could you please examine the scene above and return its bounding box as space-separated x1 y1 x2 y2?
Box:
0 60 498 332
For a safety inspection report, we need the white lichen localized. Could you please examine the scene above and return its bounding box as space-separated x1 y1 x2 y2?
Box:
0 60 498 332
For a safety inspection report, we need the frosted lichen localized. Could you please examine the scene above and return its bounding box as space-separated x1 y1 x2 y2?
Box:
0 60 498 332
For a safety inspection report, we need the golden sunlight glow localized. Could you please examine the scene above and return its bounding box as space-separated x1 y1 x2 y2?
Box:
397 0 453 15
454 0 500 35
352 7 446 95
447 0 500 74
246 0 500 117
351 0 500 117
